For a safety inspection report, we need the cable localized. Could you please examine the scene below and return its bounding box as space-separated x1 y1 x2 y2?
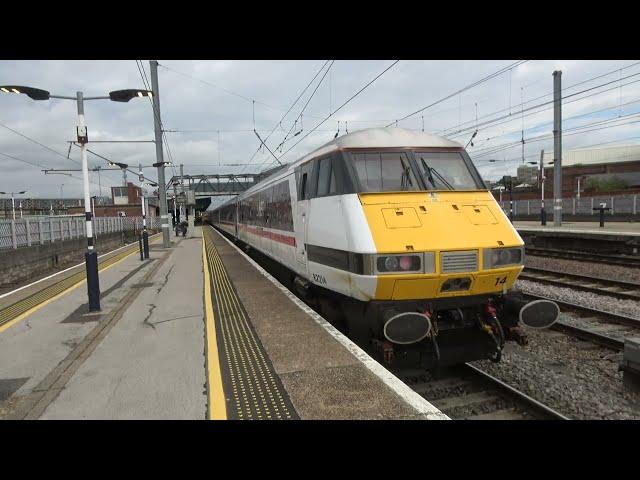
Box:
472 109 640 157
0 121 82 167
271 61 335 158
471 113 640 160
158 62 327 121
241 60 332 172
386 61 528 128
0 150 118 190
445 70 640 140
469 95 640 151
257 60 400 170
440 60 640 137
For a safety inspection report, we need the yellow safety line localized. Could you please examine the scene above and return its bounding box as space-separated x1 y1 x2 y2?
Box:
0 235 161 335
202 231 228 420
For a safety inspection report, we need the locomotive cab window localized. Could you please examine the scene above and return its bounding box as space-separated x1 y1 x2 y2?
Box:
297 161 313 200
317 157 335 197
350 152 420 192
415 151 482 190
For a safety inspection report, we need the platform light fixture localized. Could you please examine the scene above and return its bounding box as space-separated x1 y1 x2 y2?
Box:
0 85 50 100
108 89 153 102
0 83 153 312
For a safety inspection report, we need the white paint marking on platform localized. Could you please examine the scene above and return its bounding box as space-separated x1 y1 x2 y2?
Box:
0 234 160 301
517 226 640 237
211 227 449 421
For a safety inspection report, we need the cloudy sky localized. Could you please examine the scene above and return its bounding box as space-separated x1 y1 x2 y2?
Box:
1 59 639 201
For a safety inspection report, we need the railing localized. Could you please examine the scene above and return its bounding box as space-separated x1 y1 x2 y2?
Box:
498 193 639 216
0 216 161 250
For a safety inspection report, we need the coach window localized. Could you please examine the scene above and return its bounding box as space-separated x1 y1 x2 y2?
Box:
317 157 332 197
297 161 313 201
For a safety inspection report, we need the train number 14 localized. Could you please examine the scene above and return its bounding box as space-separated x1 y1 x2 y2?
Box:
494 276 507 286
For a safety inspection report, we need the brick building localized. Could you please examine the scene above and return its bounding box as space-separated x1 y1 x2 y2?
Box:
68 183 158 218
491 145 640 200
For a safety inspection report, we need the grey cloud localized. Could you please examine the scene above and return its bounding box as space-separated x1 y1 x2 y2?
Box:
1 60 639 198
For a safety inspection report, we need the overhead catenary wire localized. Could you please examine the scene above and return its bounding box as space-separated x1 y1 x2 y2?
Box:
0 150 118 190
0 120 126 189
386 60 528 128
445 73 640 143
240 60 333 174
471 95 640 148
256 60 401 171
157 61 329 121
441 61 640 138
470 112 640 160
0 121 82 168
272 61 335 155
440 60 640 137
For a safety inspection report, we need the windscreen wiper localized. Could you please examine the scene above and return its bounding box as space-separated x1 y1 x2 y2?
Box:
400 156 413 190
420 157 454 190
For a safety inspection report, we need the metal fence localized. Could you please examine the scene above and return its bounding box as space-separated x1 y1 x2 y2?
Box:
498 194 639 216
0 216 160 250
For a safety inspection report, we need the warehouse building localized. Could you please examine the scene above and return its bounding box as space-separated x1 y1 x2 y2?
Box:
491 144 640 200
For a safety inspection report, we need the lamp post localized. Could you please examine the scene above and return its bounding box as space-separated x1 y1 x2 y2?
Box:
1 85 153 312
0 191 27 220
139 181 157 259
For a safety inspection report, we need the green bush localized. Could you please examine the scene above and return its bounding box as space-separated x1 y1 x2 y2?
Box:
585 176 629 192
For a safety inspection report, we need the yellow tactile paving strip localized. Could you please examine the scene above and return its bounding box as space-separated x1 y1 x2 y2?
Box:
0 238 155 331
203 228 297 420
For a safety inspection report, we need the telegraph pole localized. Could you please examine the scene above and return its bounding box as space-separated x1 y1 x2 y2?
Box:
553 70 563 226
150 60 171 248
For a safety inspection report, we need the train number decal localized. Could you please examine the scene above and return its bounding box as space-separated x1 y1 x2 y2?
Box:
494 276 507 286
312 273 327 285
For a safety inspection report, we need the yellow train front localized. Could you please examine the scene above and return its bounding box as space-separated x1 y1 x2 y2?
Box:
209 128 557 370
349 189 530 368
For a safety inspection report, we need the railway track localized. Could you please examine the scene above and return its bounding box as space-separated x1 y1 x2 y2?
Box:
522 292 639 351
398 364 569 420
525 247 640 268
519 266 640 300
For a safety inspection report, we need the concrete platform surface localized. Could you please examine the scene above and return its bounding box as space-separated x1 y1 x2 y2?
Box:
207 227 446 420
0 223 447 420
0 229 207 420
514 221 640 236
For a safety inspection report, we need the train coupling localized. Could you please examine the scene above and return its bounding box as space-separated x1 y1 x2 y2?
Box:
505 326 528 346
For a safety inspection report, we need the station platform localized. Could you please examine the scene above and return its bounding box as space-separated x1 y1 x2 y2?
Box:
514 221 640 237
0 225 446 420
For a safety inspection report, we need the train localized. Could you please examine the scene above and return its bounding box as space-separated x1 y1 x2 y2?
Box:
204 128 558 369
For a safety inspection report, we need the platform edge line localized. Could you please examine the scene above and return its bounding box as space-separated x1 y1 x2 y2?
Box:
0 233 162 301
0 239 151 335
202 232 228 420
208 226 449 421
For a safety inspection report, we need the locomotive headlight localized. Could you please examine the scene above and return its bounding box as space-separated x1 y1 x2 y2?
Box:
483 246 524 269
384 256 400 271
370 252 435 274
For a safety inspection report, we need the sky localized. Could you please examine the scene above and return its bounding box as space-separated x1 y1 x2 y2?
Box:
1 59 640 202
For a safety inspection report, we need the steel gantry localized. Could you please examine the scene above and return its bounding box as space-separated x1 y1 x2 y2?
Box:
166 172 274 197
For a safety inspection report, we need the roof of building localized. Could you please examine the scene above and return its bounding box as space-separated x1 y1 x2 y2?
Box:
542 144 640 167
